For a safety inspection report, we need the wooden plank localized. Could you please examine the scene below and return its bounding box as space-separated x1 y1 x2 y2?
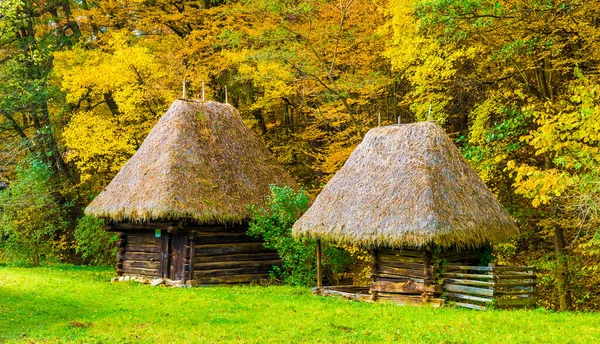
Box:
444 293 493 303
194 259 281 271
194 252 280 263
443 284 494 297
439 273 494 279
378 255 425 264
194 242 272 256
455 302 487 311
443 278 495 287
445 266 493 272
195 273 271 284
370 281 439 294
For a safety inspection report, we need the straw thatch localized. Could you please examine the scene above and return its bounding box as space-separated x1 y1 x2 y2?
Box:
293 122 518 248
86 99 296 223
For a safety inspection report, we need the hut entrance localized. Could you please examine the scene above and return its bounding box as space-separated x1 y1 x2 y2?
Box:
161 232 188 281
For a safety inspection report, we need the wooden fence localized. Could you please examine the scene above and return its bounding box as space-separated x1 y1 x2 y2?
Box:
440 265 536 310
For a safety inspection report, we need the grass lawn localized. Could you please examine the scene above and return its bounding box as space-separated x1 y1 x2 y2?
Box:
0 265 598 343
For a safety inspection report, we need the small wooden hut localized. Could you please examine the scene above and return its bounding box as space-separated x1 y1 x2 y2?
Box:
293 122 519 306
86 99 296 284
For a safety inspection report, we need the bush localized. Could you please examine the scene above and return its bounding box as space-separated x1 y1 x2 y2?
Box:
0 156 68 265
248 185 351 286
74 215 117 266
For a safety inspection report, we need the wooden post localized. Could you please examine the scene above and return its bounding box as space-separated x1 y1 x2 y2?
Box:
316 239 322 289
202 79 205 102
225 86 228 104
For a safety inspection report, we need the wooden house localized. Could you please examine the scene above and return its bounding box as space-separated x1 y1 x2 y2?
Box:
292 122 519 306
86 99 296 284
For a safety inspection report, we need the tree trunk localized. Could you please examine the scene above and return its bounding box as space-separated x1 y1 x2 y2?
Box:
553 223 571 311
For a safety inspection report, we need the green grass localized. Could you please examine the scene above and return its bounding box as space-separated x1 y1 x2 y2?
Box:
0 265 598 343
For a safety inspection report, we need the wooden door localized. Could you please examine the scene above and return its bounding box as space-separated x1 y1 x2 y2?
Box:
160 232 187 281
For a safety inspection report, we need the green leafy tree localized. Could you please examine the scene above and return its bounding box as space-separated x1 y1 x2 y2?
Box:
248 185 351 286
0 156 68 265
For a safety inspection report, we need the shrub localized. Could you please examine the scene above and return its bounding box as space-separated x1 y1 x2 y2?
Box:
248 185 351 286
74 215 117 266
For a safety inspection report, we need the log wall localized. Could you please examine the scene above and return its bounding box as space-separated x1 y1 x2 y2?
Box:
371 246 479 305
117 230 162 279
110 222 281 285
192 224 280 284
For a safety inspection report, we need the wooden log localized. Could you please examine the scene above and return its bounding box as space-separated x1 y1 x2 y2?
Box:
121 266 159 277
378 254 425 264
379 248 424 257
194 242 271 256
194 232 262 245
376 260 427 271
123 235 160 246
195 273 271 284
194 252 280 263
194 266 273 277
122 260 160 269
123 252 160 261
125 244 161 253
370 281 439 294
194 259 281 271
444 293 493 303
377 265 430 278
375 274 424 283
442 284 494 297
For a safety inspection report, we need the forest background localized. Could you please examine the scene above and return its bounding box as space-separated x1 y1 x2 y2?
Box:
1 0 599 312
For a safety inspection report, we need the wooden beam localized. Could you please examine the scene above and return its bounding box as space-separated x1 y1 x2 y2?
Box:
370 280 440 294
316 239 322 289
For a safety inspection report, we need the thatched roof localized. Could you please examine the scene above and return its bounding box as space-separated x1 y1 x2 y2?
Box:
293 122 518 248
86 99 296 224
